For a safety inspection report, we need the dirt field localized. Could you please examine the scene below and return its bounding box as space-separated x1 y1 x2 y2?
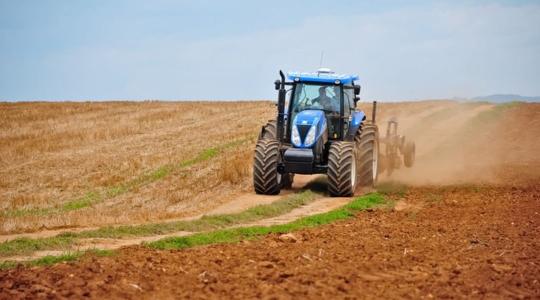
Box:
1 100 539 298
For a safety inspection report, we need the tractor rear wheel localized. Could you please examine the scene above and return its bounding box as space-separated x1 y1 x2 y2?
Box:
327 141 357 196
403 141 415 168
253 139 281 195
355 124 379 186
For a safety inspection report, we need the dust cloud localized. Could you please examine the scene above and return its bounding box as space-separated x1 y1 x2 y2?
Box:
359 101 540 186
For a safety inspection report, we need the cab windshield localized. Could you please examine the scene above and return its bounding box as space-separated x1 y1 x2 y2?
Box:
291 83 341 114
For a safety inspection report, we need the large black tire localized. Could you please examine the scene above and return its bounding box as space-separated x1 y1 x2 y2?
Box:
403 141 415 168
355 124 379 186
256 121 294 190
259 120 277 140
327 141 357 197
253 139 281 195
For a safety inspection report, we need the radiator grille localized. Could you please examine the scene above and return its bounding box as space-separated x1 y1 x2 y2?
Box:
297 125 311 142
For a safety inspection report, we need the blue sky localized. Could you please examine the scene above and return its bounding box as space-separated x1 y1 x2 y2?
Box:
1 0 539 101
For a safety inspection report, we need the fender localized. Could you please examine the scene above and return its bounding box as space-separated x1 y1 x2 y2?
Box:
345 111 366 141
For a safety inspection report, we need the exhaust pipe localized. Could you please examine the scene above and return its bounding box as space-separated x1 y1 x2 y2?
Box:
276 70 286 142
372 101 377 124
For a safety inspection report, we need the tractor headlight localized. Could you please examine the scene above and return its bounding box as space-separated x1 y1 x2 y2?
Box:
303 125 317 147
291 125 302 146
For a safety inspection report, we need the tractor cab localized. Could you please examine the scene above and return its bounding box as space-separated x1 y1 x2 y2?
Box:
285 69 364 145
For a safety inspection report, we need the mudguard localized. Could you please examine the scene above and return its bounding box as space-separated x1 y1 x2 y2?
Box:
346 111 366 141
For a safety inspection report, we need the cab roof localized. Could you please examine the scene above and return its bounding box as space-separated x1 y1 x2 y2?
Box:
287 70 359 84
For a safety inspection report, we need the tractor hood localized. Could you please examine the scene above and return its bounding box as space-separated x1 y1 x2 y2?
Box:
291 110 327 148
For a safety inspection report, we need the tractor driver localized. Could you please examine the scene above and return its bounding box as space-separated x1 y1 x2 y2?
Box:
313 86 339 112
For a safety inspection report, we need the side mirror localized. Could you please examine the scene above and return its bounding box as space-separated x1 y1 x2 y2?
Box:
353 85 361 96
274 80 281 90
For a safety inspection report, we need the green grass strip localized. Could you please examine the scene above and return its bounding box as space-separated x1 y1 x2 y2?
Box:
147 192 385 250
2 191 102 218
0 190 319 257
3 137 255 218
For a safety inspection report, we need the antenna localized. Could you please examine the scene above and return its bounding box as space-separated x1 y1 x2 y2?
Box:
319 51 324 68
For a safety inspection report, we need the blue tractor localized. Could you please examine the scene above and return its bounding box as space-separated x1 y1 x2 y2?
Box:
253 69 380 196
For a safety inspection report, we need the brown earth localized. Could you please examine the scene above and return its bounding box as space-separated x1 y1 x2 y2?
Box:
1 184 538 299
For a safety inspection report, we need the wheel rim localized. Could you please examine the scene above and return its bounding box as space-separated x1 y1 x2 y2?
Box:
351 155 357 188
372 142 379 181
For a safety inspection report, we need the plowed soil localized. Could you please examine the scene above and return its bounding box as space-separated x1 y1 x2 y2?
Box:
1 184 538 299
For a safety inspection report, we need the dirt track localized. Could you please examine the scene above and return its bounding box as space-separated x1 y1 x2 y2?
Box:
1 184 538 299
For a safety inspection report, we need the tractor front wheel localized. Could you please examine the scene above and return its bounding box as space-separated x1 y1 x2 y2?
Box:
327 142 357 197
253 139 282 195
